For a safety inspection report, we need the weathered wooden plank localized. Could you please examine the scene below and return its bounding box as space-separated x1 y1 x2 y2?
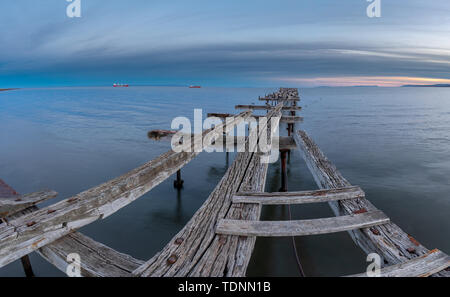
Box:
265 88 299 100
279 116 303 124
233 186 364 205
7 205 142 277
0 182 40 277
0 190 58 218
6 206 39 220
348 249 450 277
38 232 144 277
235 105 301 111
207 113 303 124
294 129 450 277
259 97 299 101
0 111 251 268
216 210 390 237
190 105 282 277
134 103 284 277
208 136 296 151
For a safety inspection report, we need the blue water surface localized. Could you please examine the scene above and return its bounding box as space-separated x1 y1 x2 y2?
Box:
0 86 449 276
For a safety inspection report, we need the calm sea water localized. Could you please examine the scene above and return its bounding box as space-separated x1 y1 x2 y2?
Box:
0 86 449 276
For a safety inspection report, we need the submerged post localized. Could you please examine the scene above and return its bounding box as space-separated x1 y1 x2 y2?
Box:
174 169 184 189
279 149 289 192
226 152 230 168
287 123 294 136
20 256 35 277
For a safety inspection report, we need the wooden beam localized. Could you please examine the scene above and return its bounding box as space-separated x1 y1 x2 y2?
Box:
233 186 364 205
216 210 390 237
347 249 450 277
38 232 144 277
259 97 299 101
0 190 58 218
235 105 301 111
208 136 296 151
0 111 251 268
294 129 450 277
207 113 303 123
280 116 303 124
7 206 142 277
133 103 284 277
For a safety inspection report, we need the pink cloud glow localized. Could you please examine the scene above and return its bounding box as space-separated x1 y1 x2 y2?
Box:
276 76 450 87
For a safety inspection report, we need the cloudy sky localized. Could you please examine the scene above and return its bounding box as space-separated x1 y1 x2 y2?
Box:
1 0 449 87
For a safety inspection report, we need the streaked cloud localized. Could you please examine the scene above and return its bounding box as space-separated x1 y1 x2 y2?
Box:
0 0 449 87
276 76 450 87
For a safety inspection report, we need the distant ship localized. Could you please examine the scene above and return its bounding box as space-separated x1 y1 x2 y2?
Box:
113 83 129 87
189 85 201 88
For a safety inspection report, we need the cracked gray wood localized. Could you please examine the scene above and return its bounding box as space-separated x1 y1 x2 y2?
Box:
235 105 301 111
208 136 296 151
0 111 251 268
38 232 144 277
0 190 58 218
207 113 303 124
348 249 450 277
216 210 390 237
259 97 299 101
134 96 286 277
10 206 142 277
233 186 364 205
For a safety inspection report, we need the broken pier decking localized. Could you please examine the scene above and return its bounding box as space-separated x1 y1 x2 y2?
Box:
0 190 57 218
38 232 144 277
216 211 390 237
293 129 449 277
0 111 251 270
207 113 303 124
235 104 301 111
348 249 449 277
232 186 364 205
133 103 283 277
0 88 448 277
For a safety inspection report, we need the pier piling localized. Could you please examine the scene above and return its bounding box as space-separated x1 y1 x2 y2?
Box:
20 256 35 277
174 170 184 189
279 149 289 192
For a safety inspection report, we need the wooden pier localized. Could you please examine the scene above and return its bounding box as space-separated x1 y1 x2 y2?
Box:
0 88 448 277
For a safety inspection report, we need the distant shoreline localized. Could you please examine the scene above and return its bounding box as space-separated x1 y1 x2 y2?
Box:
402 84 450 88
0 88 19 92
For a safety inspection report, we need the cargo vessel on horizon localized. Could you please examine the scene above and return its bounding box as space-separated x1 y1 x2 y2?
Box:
113 83 129 87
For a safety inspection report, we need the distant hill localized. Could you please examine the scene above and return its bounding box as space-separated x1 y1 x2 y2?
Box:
402 84 450 87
